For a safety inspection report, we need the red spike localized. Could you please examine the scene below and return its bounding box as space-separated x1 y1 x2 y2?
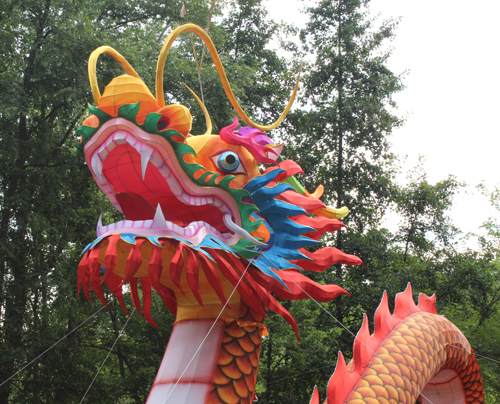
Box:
393 283 419 320
77 252 91 303
140 277 159 328
147 245 177 316
130 278 142 316
151 283 177 317
105 272 130 316
251 281 299 340
261 159 304 181
276 191 325 213
308 386 319 404
121 239 145 286
211 251 265 316
169 242 186 296
290 215 345 240
101 235 120 285
88 247 108 307
292 247 364 273
353 314 372 372
373 291 398 340
418 293 438 314
327 351 356 404
148 245 163 284
185 248 203 306
196 250 230 308
250 269 349 302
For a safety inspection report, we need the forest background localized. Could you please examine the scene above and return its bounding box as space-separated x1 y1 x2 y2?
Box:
0 0 499 403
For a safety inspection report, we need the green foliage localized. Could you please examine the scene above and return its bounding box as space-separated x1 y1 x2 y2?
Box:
393 159 463 261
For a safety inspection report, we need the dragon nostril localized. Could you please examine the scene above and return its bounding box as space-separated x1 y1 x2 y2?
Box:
157 119 169 131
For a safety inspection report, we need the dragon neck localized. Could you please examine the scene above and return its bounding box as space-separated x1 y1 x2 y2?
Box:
147 288 265 404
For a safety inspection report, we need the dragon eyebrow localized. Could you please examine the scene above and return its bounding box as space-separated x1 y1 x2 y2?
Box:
219 117 282 166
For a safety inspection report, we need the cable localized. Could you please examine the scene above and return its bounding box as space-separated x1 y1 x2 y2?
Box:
161 248 260 404
0 299 114 388
266 364 334 385
79 308 135 403
449 345 500 365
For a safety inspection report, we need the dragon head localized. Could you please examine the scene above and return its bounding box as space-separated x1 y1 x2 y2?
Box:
76 24 362 337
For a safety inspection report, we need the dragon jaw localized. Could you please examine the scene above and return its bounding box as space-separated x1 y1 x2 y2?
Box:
83 118 265 248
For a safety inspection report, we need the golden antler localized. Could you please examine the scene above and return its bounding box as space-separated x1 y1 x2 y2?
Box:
156 23 300 132
182 83 213 136
88 46 141 105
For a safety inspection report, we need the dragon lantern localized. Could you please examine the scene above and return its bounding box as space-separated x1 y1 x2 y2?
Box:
76 24 484 404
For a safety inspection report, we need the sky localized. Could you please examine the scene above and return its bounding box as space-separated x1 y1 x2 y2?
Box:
264 0 500 245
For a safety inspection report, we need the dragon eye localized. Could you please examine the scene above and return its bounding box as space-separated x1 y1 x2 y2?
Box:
214 151 246 175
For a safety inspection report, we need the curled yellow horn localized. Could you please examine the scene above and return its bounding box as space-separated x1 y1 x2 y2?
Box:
182 83 213 136
88 46 141 105
156 23 300 132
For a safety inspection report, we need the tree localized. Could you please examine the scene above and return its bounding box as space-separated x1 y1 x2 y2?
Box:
257 1 404 402
393 159 462 263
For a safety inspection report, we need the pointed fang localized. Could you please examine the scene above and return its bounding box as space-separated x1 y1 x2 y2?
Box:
91 155 104 183
141 145 154 180
152 204 166 229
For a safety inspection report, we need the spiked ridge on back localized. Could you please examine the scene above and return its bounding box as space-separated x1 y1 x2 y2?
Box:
327 284 438 404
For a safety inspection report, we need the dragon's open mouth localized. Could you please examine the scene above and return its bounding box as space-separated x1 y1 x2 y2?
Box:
85 124 255 245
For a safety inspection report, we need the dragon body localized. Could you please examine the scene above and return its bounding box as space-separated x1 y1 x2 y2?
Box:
76 24 484 404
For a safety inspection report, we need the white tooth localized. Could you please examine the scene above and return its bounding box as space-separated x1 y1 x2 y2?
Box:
91 155 104 183
212 198 222 207
219 204 230 214
169 178 183 196
113 131 127 141
158 164 171 178
151 152 166 167
96 215 104 237
141 145 154 180
179 191 189 204
152 204 167 229
223 214 266 246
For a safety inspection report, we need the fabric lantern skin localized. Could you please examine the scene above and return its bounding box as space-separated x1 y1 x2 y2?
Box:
76 24 484 404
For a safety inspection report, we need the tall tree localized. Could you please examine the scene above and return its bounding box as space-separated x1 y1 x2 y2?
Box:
257 1 404 402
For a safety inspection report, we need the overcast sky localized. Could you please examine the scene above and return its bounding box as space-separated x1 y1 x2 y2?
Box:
264 0 500 245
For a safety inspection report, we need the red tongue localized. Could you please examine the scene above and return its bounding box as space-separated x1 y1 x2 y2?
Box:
116 193 156 221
